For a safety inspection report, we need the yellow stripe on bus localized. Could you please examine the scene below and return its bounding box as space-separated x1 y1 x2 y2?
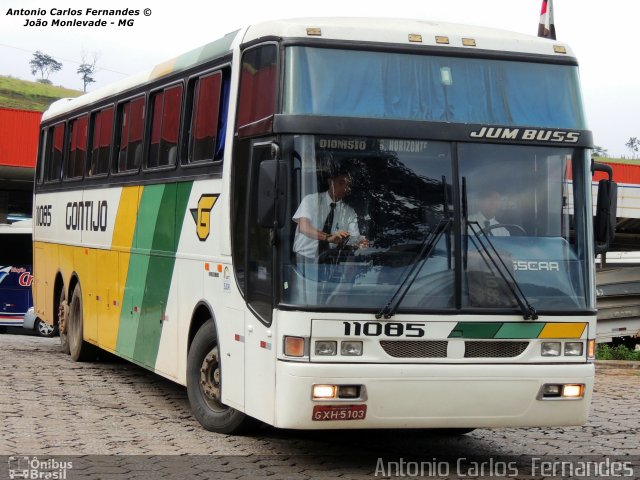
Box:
538 322 587 339
99 187 141 352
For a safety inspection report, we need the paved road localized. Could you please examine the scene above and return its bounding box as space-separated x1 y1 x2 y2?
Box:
1 332 638 479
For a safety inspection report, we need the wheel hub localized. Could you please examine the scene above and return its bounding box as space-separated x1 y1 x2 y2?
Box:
200 349 221 401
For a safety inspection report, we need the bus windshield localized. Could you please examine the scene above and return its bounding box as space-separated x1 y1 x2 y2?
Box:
284 46 586 129
280 135 592 314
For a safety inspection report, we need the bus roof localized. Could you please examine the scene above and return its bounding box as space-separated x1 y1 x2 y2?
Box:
42 17 574 122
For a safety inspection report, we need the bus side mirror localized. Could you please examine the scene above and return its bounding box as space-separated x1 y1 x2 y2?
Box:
257 157 288 229
592 162 617 255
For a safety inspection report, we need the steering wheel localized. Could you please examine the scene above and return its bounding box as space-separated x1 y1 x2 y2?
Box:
317 243 356 264
483 223 526 236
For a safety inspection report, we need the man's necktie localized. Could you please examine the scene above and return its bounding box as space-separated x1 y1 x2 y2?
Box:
319 203 336 255
323 203 336 235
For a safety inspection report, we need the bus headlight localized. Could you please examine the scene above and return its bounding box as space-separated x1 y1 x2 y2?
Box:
312 385 337 399
564 342 584 356
315 341 337 356
562 384 584 398
341 341 363 356
538 383 585 400
541 342 561 357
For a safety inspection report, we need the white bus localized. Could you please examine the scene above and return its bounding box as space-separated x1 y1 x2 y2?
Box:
34 18 616 433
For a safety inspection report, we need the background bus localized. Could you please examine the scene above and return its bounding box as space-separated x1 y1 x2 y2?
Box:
0 220 34 330
34 18 615 433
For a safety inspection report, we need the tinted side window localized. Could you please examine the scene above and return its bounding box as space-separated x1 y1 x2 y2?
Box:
66 115 88 179
188 72 222 163
47 123 65 182
148 85 182 169
116 96 145 173
236 45 277 133
36 129 48 184
89 107 114 177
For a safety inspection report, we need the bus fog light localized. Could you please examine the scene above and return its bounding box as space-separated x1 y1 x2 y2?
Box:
284 336 306 357
315 341 337 356
542 384 562 397
337 385 360 398
562 384 584 398
341 341 363 356
564 342 583 356
312 384 337 399
541 342 561 357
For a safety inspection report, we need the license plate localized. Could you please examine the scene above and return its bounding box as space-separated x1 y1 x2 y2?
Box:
312 404 367 421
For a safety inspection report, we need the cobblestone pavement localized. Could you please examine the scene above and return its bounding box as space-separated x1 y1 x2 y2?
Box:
1 331 638 479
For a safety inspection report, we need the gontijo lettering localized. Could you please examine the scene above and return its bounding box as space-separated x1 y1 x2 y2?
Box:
66 201 108 231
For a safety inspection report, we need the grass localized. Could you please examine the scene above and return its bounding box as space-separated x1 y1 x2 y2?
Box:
0 75 82 111
596 343 640 361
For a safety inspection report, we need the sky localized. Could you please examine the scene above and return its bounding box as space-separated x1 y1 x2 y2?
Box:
1 0 639 157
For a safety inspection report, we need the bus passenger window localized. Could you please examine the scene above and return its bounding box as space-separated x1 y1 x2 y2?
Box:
66 115 88 179
116 96 145 173
148 84 182 169
236 45 277 135
188 72 222 163
47 123 65 182
89 107 113 177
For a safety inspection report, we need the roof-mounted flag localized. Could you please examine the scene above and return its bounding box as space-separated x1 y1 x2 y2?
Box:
538 0 557 40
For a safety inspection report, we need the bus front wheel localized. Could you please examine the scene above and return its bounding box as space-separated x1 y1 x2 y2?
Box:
187 319 256 434
67 284 96 362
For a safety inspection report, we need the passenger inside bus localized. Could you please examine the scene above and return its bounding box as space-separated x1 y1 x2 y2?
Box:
467 188 510 236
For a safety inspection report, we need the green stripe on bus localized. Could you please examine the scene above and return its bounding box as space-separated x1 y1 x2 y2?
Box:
448 322 503 339
132 182 193 367
494 323 546 339
117 185 164 359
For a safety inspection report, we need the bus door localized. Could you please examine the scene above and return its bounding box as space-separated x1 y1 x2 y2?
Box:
243 140 279 421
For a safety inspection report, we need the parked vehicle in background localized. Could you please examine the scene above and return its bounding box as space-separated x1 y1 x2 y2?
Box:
0 220 34 331
22 306 57 337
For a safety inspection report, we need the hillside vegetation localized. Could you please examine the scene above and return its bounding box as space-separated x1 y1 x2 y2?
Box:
0 75 82 111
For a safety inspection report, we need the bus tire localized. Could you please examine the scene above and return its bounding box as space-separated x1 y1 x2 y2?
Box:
187 319 256 434
67 283 96 362
58 288 70 354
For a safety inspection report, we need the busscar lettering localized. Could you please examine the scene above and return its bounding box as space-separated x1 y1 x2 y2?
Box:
65 201 108 232
470 127 580 144
513 261 560 272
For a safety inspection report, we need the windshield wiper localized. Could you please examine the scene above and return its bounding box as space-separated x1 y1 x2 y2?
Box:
466 222 538 320
376 218 451 319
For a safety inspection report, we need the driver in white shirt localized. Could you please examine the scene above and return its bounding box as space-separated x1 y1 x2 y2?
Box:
293 169 369 262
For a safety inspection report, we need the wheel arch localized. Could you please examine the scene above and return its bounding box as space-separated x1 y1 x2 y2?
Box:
188 301 217 354
53 271 65 327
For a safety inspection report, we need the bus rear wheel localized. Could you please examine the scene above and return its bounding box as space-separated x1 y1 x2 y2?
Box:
58 288 70 354
187 319 256 434
67 284 96 362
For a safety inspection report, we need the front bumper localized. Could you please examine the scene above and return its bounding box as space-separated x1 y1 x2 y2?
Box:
274 360 594 429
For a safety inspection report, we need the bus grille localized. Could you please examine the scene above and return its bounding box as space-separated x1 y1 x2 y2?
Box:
464 341 529 358
378 340 529 358
380 340 448 358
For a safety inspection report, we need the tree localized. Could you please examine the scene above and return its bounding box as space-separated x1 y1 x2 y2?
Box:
626 137 639 159
592 145 609 158
77 51 99 92
29 51 63 81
